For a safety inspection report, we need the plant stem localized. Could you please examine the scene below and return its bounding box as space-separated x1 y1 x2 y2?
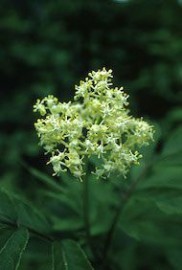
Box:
83 172 91 249
102 163 153 269
101 193 126 269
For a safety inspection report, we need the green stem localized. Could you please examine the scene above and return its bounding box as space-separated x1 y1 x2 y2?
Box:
102 163 153 269
101 193 126 269
83 172 91 249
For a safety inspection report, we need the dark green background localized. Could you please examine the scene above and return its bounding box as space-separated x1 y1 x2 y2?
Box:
0 0 182 269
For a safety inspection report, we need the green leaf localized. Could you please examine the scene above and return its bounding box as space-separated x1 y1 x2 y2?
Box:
166 248 182 270
121 161 182 245
51 216 83 233
20 237 53 269
0 189 51 235
137 166 182 190
21 162 64 193
135 165 182 216
0 228 14 250
15 197 51 235
154 127 182 168
0 189 17 224
156 197 182 215
120 197 182 247
52 240 94 270
42 186 83 232
161 127 182 157
0 227 29 270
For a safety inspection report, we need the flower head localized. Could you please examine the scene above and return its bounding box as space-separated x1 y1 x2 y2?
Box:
34 68 154 180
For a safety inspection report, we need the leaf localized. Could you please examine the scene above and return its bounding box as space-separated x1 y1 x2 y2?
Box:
133 132 182 211
20 237 53 269
52 216 83 233
0 189 51 235
0 228 14 250
41 186 83 232
52 240 94 270
156 197 182 215
42 190 82 217
166 248 182 270
0 227 29 270
134 164 182 218
153 127 182 168
161 126 182 157
120 197 182 247
157 151 182 166
21 162 64 193
0 190 17 224
120 132 182 246
15 198 51 234
137 166 182 190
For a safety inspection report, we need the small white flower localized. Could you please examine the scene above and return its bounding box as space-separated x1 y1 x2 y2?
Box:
34 68 154 180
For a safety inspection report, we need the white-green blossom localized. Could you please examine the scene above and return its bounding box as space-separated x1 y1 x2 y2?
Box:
34 68 154 180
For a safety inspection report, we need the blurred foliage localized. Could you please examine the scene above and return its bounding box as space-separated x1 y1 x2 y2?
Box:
0 0 182 269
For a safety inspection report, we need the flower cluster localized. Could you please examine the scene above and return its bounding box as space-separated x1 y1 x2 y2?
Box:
34 68 154 180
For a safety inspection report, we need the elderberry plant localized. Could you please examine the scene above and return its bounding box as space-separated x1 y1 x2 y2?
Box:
34 68 154 180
